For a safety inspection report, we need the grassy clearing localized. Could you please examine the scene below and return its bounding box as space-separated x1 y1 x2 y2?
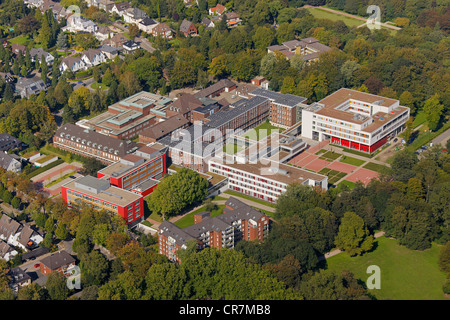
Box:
319 168 347 184
363 162 389 173
224 190 277 208
319 151 341 161
306 7 363 27
339 180 357 189
174 204 225 229
242 121 285 141
324 237 447 300
340 155 366 166
223 143 243 155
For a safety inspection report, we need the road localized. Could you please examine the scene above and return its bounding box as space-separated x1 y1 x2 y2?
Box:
431 128 450 148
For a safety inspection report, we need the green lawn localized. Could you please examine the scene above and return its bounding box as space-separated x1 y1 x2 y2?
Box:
242 121 285 141
339 180 357 189
319 151 341 161
10 36 29 45
174 205 225 229
224 190 277 208
91 82 109 90
223 143 243 155
306 7 363 27
324 237 447 300
340 155 366 166
363 162 389 173
318 168 347 184
412 111 428 128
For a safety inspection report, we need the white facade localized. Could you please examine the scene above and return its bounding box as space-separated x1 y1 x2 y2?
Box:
301 89 410 153
208 159 328 203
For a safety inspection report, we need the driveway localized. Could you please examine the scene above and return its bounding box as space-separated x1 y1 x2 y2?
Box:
137 36 155 53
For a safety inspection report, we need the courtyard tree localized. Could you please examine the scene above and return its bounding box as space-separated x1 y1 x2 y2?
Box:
334 211 374 256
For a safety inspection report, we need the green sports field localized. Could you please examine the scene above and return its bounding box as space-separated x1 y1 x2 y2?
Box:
323 237 448 300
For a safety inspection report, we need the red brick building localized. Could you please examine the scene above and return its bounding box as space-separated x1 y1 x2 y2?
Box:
158 197 270 263
39 250 76 277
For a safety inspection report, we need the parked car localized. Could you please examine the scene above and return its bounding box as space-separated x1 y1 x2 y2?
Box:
34 263 40 268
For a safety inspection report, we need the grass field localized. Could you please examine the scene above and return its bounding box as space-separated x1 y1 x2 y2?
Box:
223 143 243 155
319 168 347 184
363 162 389 173
339 180 357 189
340 155 366 166
174 204 225 229
242 121 285 141
224 190 277 208
306 7 363 27
324 237 447 300
319 151 341 161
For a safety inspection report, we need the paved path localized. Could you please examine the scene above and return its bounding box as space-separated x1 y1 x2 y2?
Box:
431 128 450 148
319 231 385 261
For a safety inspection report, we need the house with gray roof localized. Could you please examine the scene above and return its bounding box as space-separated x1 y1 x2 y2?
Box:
29 47 54 65
15 76 47 98
179 19 197 36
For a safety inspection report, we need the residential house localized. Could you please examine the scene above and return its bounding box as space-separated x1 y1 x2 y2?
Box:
99 45 118 59
110 2 131 16
81 48 107 67
102 33 129 49
39 250 76 277
60 56 87 73
0 153 22 173
123 7 148 24
152 22 173 39
0 72 14 84
15 76 47 99
0 241 18 262
0 133 25 152
9 267 32 292
29 47 54 65
201 17 215 30
225 12 242 28
138 17 159 33
11 44 26 56
209 3 226 15
95 26 115 41
122 40 140 54
64 14 98 33
179 19 198 36
0 215 43 250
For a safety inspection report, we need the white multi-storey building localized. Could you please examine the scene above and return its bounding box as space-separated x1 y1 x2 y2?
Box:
301 88 410 154
208 159 328 204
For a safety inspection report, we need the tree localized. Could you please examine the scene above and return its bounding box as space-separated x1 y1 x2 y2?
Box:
55 223 69 240
46 272 69 300
128 23 140 39
79 250 110 287
299 269 369 300
56 31 68 50
147 168 209 219
423 94 444 131
208 55 229 79
81 157 106 176
45 216 56 234
390 150 418 183
438 241 450 274
11 196 21 209
334 211 374 256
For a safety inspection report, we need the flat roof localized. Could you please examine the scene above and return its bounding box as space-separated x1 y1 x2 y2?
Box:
63 176 142 206
211 158 327 186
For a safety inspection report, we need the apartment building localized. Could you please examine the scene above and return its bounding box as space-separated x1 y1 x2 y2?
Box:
61 175 144 225
53 123 139 163
138 115 190 144
248 87 308 128
301 88 410 154
158 197 270 263
82 91 172 140
97 145 167 197
209 159 328 203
